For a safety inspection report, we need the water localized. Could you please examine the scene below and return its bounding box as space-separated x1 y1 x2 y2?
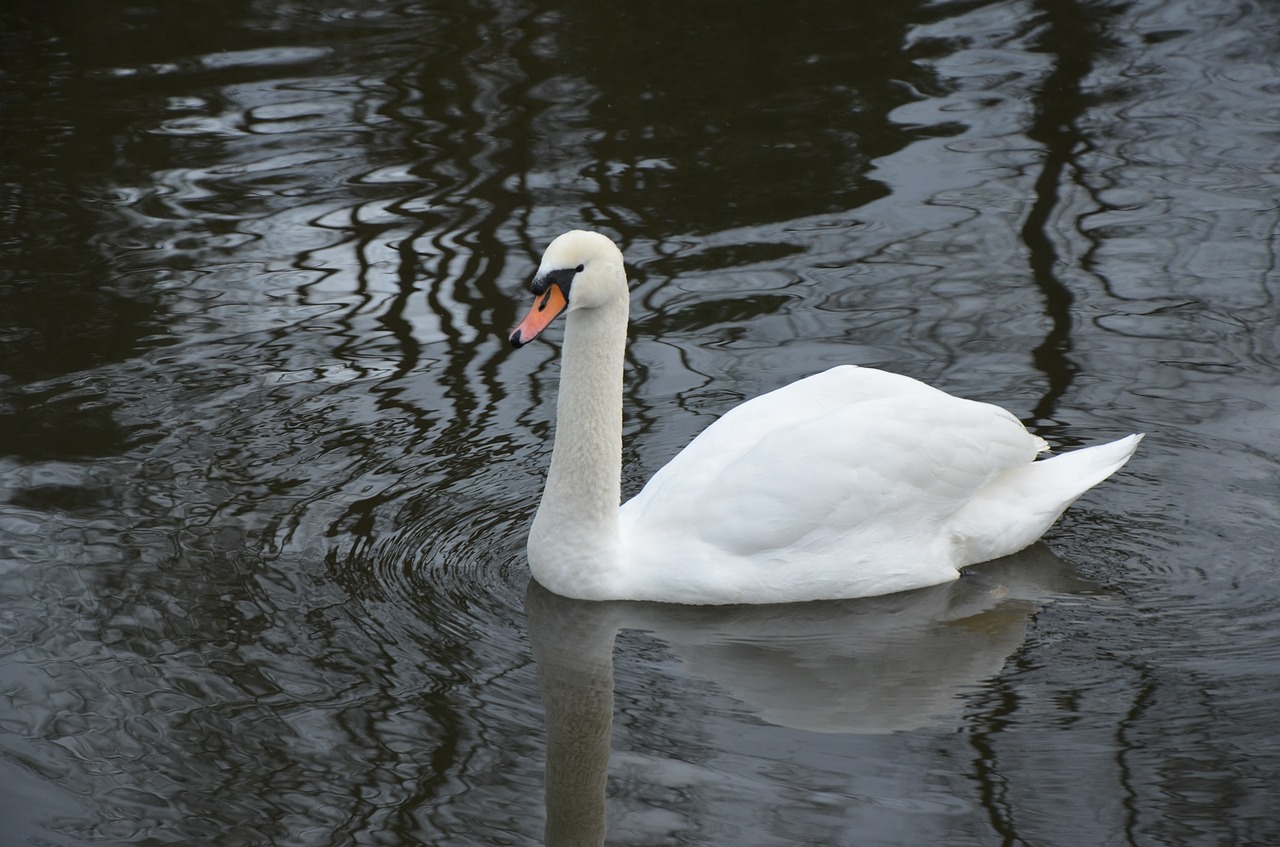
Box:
2 0 1278 844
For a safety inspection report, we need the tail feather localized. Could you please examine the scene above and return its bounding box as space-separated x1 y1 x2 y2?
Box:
950 433 1144 566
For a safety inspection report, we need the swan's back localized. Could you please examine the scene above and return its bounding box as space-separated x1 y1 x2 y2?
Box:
618 366 1139 603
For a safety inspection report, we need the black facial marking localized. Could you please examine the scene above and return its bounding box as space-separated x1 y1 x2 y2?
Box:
531 266 579 299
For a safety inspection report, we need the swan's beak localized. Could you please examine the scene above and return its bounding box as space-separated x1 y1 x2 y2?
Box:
510 280 568 348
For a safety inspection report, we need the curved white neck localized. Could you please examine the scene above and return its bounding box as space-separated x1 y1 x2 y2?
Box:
527 292 629 597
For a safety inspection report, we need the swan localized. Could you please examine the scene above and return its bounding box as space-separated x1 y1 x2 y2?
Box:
509 230 1142 605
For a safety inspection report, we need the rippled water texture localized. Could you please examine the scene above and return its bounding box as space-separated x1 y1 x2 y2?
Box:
2 0 1278 844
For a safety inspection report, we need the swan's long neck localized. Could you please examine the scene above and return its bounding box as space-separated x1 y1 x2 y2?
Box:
527 291 628 597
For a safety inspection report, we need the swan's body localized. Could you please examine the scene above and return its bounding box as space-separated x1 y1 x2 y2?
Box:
510 230 1141 605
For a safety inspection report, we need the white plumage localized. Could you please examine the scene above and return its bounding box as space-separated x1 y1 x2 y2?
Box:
510 230 1141 605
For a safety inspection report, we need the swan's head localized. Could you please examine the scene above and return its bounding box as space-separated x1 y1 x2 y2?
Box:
509 230 626 348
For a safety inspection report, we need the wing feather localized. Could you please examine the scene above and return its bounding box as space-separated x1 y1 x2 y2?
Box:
622 366 1044 560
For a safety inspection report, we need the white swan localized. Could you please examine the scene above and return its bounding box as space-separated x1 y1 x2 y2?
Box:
510 230 1142 605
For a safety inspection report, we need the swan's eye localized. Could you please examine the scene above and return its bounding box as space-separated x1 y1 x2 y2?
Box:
575 264 584 273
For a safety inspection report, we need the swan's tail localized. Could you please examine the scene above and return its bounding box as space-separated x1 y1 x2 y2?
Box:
950 433 1144 566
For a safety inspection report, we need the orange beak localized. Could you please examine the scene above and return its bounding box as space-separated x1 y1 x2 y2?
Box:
510 281 568 348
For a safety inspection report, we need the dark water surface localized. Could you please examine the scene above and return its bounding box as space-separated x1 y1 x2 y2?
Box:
2 0 1278 844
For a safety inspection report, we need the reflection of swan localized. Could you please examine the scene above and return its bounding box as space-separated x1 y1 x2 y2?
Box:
529 583 620 847
510 230 1142 604
527 545 1090 845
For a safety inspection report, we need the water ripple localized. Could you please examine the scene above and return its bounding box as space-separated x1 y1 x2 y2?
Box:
4 0 1280 843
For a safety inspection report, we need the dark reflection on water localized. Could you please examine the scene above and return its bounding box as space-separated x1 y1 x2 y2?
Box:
2 0 1279 844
